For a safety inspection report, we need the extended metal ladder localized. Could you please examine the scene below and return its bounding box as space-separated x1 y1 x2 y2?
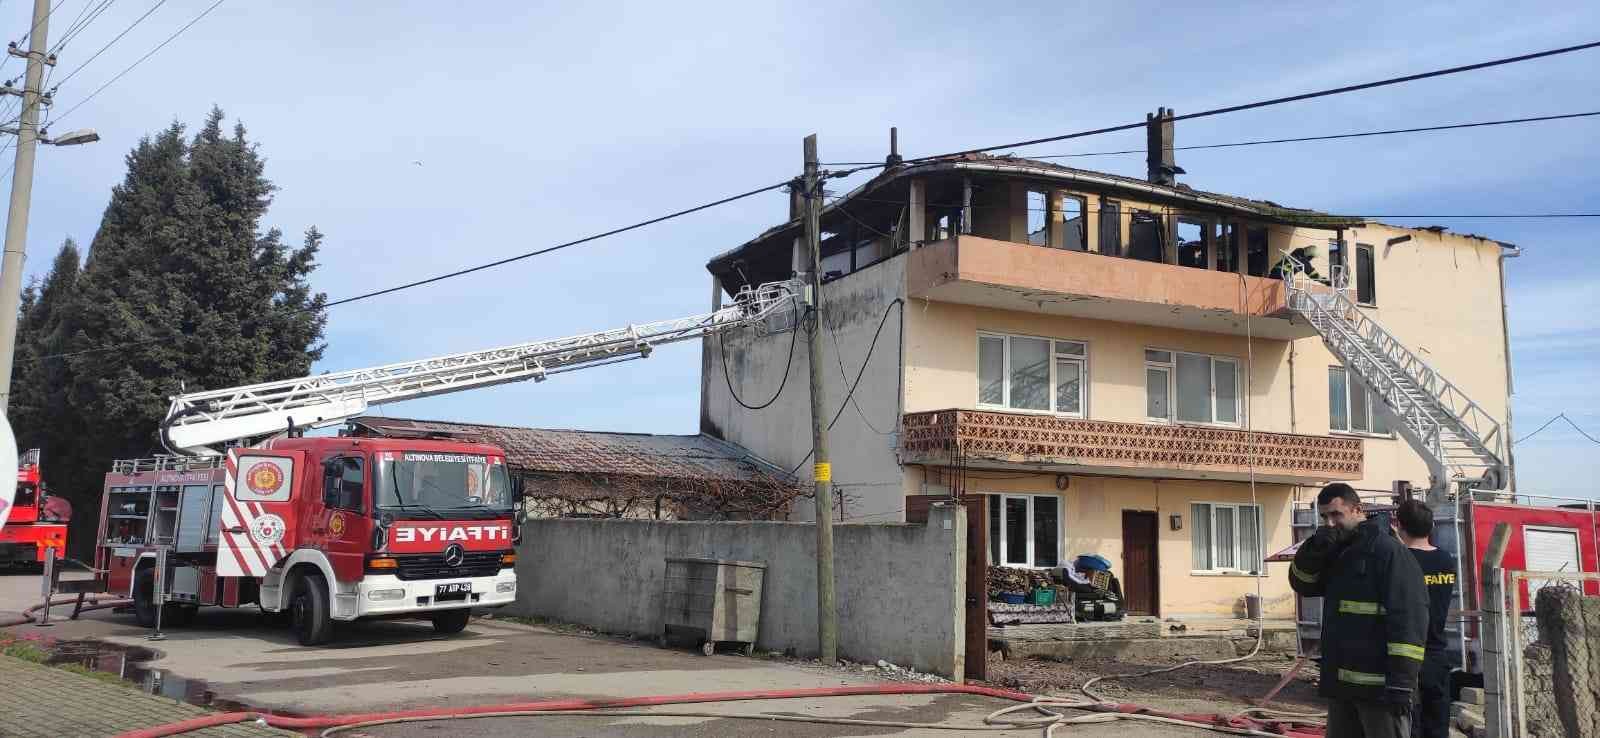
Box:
161 281 798 456
1282 258 1506 498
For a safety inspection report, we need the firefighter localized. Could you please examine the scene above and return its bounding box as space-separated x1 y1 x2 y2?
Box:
1390 499 1456 738
1289 483 1429 738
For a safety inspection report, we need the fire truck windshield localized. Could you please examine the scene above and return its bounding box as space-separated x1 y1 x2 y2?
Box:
373 452 512 519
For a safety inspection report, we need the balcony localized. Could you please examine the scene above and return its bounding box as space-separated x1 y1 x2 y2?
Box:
905 236 1317 340
901 409 1362 485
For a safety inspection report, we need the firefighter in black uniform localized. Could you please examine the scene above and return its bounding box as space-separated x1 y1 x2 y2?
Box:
1290 483 1429 738
1390 499 1457 738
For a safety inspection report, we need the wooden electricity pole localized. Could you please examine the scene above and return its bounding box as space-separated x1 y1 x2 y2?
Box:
801 134 837 663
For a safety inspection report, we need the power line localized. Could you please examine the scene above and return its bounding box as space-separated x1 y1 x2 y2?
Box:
820 110 1600 167
833 194 1600 221
788 298 904 475
32 178 795 361
911 40 1600 162
50 0 117 55
48 0 223 126
718 322 796 411
1515 412 1600 446
51 0 164 90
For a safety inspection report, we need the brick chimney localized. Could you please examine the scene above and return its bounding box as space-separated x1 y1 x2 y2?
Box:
1146 107 1181 185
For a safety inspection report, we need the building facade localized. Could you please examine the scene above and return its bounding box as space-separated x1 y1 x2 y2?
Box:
698 127 1514 619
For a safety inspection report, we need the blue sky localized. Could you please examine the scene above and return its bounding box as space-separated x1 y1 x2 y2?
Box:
3 0 1596 497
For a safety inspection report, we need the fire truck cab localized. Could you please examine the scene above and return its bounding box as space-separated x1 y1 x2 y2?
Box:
97 434 519 645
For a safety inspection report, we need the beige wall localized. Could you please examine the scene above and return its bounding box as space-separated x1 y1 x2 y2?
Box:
916 467 1298 618
901 219 1512 494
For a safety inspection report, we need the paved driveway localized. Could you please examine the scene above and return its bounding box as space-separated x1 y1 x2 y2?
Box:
1 571 1210 737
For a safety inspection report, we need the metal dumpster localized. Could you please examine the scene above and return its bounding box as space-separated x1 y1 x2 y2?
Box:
660 557 765 656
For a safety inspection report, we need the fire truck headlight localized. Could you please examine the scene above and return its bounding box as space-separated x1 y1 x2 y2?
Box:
495 581 516 594
367 588 406 602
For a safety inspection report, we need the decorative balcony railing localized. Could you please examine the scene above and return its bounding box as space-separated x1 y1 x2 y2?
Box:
901 409 1362 482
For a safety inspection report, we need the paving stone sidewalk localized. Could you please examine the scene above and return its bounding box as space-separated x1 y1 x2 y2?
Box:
0 654 296 738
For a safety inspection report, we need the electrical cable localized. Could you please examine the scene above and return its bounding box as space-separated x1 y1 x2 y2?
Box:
787 298 904 476
47 0 225 127
29 179 794 363
716 317 795 411
50 0 165 90
820 110 1600 166
1514 412 1600 446
49 0 117 56
905 40 1600 164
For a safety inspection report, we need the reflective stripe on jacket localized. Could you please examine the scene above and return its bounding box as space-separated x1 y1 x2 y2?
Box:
1288 517 1429 702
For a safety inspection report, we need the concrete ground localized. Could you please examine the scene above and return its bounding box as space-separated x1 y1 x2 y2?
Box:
2 571 1233 737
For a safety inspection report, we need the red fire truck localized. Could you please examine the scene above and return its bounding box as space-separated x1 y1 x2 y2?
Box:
97 437 519 644
1 450 69 566
88 280 796 646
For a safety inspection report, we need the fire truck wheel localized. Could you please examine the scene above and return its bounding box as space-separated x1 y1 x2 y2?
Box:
431 609 471 634
289 572 333 646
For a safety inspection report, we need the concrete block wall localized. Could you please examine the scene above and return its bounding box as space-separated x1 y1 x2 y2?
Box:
509 503 967 679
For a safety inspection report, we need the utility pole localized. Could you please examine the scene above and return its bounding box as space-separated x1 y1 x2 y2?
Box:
801 133 837 663
0 0 53 414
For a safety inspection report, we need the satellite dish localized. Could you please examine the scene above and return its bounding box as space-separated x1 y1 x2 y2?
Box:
0 417 16 529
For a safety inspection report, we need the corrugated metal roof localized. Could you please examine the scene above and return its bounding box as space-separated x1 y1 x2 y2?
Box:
347 416 794 484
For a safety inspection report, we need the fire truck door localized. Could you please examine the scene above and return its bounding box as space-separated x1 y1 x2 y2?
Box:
217 449 305 577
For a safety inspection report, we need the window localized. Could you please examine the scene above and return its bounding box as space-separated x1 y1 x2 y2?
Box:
988 494 1062 568
1177 218 1207 268
1098 199 1122 256
1128 211 1165 263
1027 190 1048 245
1059 195 1087 251
324 456 365 511
1191 502 1262 573
1328 367 1390 435
1355 243 1376 305
978 333 1088 416
1145 349 1240 425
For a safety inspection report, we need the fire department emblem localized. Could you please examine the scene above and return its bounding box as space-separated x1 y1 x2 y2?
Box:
328 512 346 537
251 513 286 546
244 462 285 495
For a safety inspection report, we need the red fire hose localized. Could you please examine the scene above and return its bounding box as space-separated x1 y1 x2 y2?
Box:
0 594 131 627
113 684 1325 738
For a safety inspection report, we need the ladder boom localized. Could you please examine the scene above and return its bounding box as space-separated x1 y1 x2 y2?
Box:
162 281 798 455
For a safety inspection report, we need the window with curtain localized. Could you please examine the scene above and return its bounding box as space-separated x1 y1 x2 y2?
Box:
1190 502 1263 573
977 333 1088 417
1328 366 1390 435
1146 349 1240 425
988 494 1063 568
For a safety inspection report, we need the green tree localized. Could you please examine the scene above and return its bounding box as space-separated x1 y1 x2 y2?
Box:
21 107 327 556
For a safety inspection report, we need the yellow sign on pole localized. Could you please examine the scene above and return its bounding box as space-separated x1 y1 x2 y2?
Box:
813 462 832 483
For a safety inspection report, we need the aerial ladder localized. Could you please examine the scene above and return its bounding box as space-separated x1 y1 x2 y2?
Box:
1281 257 1508 502
160 281 799 456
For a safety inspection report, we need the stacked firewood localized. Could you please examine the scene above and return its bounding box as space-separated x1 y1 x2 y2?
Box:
987 565 1052 595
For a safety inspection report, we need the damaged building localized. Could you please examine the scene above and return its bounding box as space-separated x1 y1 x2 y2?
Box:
698 110 1515 619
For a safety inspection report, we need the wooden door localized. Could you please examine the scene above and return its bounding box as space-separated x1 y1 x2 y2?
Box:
1121 510 1159 616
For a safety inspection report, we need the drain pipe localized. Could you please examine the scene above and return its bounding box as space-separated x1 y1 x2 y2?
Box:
1495 242 1520 493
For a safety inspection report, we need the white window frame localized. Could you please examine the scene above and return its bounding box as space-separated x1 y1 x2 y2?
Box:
1190 501 1264 575
1143 348 1241 427
977 332 1088 418
1328 366 1393 437
987 493 1065 569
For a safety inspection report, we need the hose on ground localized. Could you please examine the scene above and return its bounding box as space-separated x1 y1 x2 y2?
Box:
112 684 1328 738
0 594 131 628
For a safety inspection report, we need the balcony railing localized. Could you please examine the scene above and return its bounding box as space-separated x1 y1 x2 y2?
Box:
901 409 1362 483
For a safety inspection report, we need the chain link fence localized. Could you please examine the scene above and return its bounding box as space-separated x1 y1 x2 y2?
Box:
1507 572 1599 738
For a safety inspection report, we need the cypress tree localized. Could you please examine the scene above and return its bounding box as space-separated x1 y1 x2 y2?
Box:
26 108 327 556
